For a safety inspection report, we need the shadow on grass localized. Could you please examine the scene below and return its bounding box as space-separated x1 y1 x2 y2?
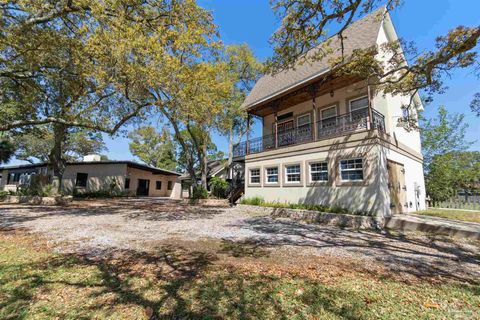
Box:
0 241 376 320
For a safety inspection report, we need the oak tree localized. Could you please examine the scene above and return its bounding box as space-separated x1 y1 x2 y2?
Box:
268 0 480 121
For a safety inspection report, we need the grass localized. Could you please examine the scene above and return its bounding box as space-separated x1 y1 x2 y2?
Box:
240 196 369 216
416 208 480 224
1 231 479 319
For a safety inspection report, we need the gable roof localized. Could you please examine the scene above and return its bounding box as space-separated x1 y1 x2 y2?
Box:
241 7 386 110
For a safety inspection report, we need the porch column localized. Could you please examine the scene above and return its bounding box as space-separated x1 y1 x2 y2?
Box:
246 112 251 155
274 111 278 148
310 84 317 140
367 84 374 130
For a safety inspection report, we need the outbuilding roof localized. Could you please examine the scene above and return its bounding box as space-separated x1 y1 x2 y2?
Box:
241 7 386 110
0 160 181 176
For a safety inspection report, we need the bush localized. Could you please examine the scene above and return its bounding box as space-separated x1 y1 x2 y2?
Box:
72 189 127 199
210 177 230 199
240 196 264 206
0 191 8 201
192 185 208 200
16 175 55 197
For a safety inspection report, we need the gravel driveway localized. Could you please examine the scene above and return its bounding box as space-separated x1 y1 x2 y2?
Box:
1 198 479 282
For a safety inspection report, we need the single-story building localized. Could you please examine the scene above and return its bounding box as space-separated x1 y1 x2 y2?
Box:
0 155 182 198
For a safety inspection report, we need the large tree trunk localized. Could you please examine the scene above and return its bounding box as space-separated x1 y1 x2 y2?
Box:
201 142 208 189
49 123 67 194
157 107 198 192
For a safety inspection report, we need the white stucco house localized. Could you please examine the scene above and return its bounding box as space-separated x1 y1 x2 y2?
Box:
0 155 182 198
232 7 426 217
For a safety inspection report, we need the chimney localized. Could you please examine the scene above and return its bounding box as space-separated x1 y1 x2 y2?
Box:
83 154 102 162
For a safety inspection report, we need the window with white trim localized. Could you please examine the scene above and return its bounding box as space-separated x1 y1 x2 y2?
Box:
297 113 311 128
250 168 260 184
349 96 368 112
285 164 301 183
340 158 364 181
265 167 279 184
310 162 328 182
320 105 337 128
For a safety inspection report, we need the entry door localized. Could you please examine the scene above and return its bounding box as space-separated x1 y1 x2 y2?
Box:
387 161 406 214
277 120 294 146
137 179 150 196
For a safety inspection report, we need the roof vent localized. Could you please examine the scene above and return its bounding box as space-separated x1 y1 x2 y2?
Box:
83 154 101 162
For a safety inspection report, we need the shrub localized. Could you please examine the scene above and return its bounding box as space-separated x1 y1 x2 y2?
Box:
0 191 8 201
192 185 208 200
16 175 55 197
72 189 127 199
210 177 230 199
240 196 264 206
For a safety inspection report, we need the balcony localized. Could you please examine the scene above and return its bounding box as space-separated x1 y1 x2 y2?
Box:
233 109 385 158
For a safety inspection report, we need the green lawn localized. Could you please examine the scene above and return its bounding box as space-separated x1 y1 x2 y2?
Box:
0 231 479 320
416 208 480 223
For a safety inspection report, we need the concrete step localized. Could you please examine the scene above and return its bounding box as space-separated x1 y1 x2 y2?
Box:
385 214 480 240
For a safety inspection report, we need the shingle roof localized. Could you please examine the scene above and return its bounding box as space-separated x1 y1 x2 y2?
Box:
241 7 385 110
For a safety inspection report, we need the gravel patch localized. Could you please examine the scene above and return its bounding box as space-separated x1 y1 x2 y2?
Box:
1 198 479 282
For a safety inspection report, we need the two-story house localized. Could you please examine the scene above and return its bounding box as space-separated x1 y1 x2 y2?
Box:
232 8 426 217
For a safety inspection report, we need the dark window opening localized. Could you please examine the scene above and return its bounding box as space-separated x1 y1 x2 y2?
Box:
156 181 162 190
167 181 173 190
125 178 130 189
76 172 88 187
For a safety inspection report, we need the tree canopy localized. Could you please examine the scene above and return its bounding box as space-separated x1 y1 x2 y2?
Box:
420 106 473 172
13 126 105 163
267 0 480 119
426 151 480 201
0 0 221 189
128 126 176 171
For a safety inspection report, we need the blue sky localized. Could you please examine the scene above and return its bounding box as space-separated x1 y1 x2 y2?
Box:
10 0 480 165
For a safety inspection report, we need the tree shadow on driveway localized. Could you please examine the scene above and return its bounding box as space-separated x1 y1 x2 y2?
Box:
231 216 480 284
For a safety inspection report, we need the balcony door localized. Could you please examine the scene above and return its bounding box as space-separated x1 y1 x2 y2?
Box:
277 120 294 146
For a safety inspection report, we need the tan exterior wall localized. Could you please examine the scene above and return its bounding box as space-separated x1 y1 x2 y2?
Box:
126 167 181 198
61 163 128 194
244 142 389 216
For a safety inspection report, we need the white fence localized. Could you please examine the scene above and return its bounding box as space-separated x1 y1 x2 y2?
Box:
429 195 480 211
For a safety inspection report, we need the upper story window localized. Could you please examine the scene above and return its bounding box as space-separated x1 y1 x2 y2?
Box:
249 168 260 184
349 96 369 119
265 166 279 184
297 113 311 128
285 164 301 183
340 158 364 181
320 105 337 128
310 162 328 182
75 172 88 188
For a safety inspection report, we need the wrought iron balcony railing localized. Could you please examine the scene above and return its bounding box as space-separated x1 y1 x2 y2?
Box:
233 108 385 158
